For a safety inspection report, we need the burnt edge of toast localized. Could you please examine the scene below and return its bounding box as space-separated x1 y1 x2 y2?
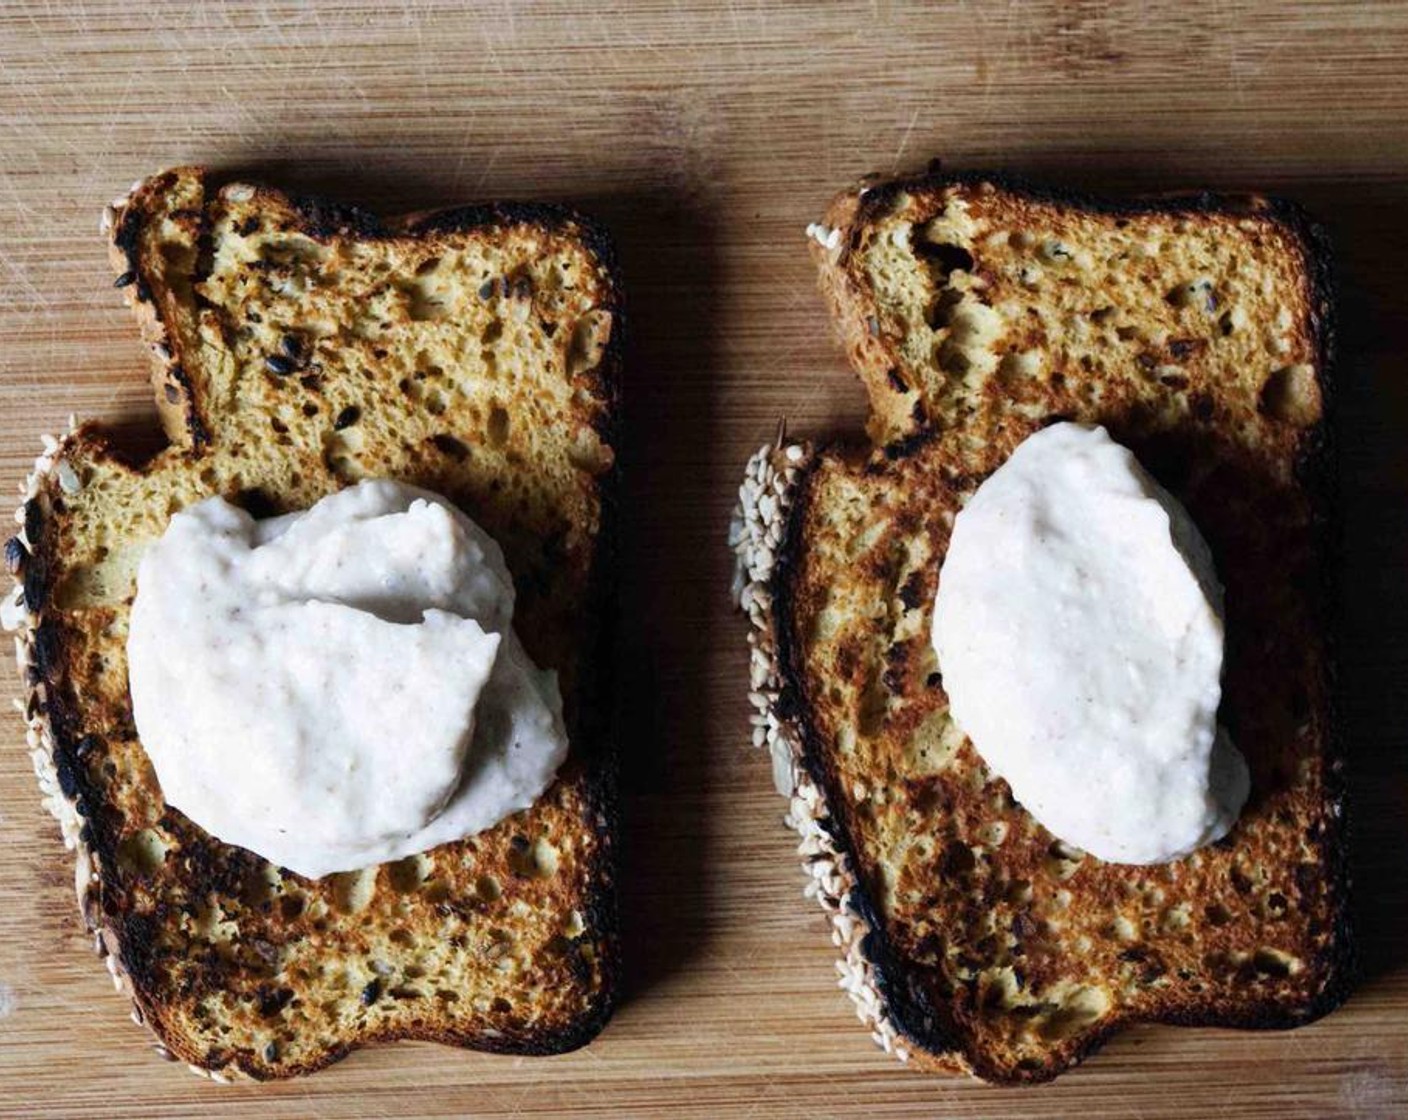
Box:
756 170 1353 1082
7 171 626 1080
733 441 953 1072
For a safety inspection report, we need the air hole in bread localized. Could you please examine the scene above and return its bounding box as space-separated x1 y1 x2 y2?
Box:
330 868 377 914
1006 879 1033 905
242 865 280 908
856 675 889 737
387 854 429 894
937 340 971 377
1166 279 1215 309
507 837 560 880
1039 239 1076 265
321 430 364 483
1205 902 1233 926
1162 903 1192 932
421 878 450 905
941 839 977 879
1253 948 1299 978
916 237 975 278
1045 841 1085 881
927 287 964 330
1260 364 1320 426
567 310 612 377
976 820 1008 847
258 237 326 270
431 433 470 461
476 875 502 902
116 828 170 877
405 276 449 322
487 406 510 447
1037 986 1110 1041
996 350 1041 383
53 563 116 610
485 929 513 962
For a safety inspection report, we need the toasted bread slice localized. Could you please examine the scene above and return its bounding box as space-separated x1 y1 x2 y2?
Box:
734 171 1350 1082
7 167 621 1079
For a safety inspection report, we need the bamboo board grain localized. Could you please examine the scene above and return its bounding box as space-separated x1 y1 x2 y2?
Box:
1 2 1406 1116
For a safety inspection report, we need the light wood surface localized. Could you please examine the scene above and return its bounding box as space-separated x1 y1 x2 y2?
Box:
2 2 1406 1116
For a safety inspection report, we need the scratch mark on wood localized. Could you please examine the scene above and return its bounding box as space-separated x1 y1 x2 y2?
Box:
893 105 921 172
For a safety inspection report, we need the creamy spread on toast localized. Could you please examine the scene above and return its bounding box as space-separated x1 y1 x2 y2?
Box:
931 422 1249 864
127 479 568 879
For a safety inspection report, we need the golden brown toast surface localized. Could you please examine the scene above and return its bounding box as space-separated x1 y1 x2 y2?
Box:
744 171 1350 1082
815 172 1327 450
10 167 621 1079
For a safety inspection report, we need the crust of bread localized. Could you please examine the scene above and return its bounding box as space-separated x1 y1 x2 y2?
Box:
730 439 969 1075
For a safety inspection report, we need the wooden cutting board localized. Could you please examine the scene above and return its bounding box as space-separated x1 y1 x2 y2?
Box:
1 2 1406 1116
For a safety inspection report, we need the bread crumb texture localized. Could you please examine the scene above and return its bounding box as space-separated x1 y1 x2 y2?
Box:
823 182 1321 450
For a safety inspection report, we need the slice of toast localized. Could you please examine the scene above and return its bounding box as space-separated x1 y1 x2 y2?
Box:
7 167 621 1080
734 170 1351 1082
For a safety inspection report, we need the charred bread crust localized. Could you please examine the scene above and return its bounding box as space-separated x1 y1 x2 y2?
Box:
732 441 960 1072
771 443 980 1074
10 169 625 1080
